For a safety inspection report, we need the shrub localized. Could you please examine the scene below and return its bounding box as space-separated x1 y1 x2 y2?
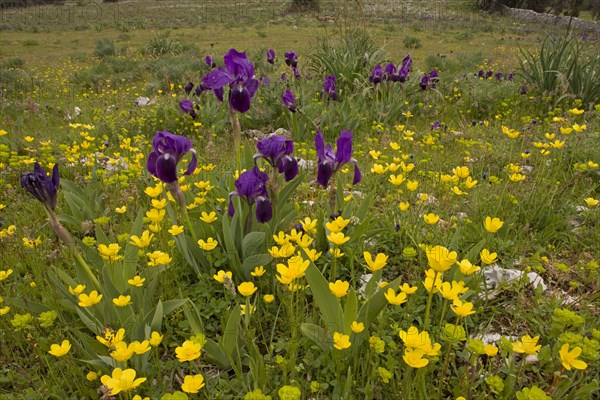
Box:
93 38 116 58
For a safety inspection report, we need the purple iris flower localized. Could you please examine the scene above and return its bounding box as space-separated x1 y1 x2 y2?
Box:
146 130 197 184
20 162 60 211
323 75 338 101
194 82 208 96
281 73 287 81
261 76 271 86
398 54 412 82
420 70 439 90
494 72 503 80
314 130 361 187
184 82 194 95
285 51 298 68
179 99 198 119
486 70 493 79
419 75 430 90
205 55 216 68
370 65 384 85
507 73 514 81
477 69 485 78
385 63 398 81
281 90 297 113
520 85 528 95
267 49 276 64
229 166 272 223
202 48 260 113
292 67 300 80
255 134 298 181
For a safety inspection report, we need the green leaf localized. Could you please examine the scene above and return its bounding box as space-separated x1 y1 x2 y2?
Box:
150 300 163 331
6 298 51 313
182 302 204 334
358 275 403 328
122 208 145 280
221 216 242 277
203 339 231 369
304 261 343 332
343 288 358 333
161 299 188 316
300 323 329 350
242 254 272 277
222 304 241 358
278 172 304 206
242 231 265 258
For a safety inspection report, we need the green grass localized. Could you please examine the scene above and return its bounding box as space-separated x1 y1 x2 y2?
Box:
0 1 599 399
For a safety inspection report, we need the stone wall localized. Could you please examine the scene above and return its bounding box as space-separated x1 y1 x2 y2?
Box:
500 5 600 33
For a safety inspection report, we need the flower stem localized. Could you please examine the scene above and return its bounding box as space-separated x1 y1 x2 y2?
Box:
423 271 439 331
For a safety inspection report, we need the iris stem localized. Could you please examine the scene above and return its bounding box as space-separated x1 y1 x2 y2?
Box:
46 209 101 291
229 107 242 170
181 206 198 243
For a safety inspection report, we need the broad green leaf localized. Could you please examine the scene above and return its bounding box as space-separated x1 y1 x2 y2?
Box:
6 298 51 313
300 323 329 350
343 288 358 333
150 300 163 331
203 339 230 369
242 231 265 258
222 304 241 358
305 261 343 332
221 216 242 277
242 254 272 277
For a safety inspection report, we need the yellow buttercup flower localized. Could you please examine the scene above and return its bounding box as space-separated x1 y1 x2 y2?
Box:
484 217 504 233
176 340 201 362
300 217 317 235
423 213 440 225
328 280 350 298
146 251 172 266
364 252 388 272
399 283 418 294
98 243 122 262
181 374 205 393
68 284 86 295
129 230 154 249
423 268 443 293
406 180 419 191
151 198 168 209
168 225 184 236
452 166 470 178
399 201 410 211
567 108 584 115
198 237 218 251
484 344 498 356
115 206 127 214
329 248 345 258
213 270 232 283
100 368 146 396
302 248 322 262
385 288 407 305
113 295 132 307
512 335 542 355
250 266 266 277
450 298 475 317
128 276 145 287
237 282 258 297
199 211 217 223
403 347 428 368
48 340 71 357
78 291 103 307
129 340 151 355
480 249 498 265
457 259 480 275
276 256 309 285
149 331 163 347
327 232 350 246
389 174 405 186
263 294 275 303
426 245 457 272
146 208 165 223
144 184 163 198
439 281 468 301
559 343 587 370
584 198 599 207
109 342 135 362
97 328 125 347
333 332 351 350
351 321 365 333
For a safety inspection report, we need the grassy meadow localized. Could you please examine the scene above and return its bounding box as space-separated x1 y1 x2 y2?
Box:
1 1 599 399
